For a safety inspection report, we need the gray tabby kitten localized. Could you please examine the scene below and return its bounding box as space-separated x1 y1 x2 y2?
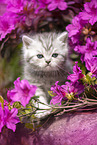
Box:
22 32 72 118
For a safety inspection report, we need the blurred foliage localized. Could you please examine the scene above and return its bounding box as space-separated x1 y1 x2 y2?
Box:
0 43 22 98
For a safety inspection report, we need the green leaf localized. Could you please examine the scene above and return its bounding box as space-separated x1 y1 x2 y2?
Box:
25 109 31 114
13 101 21 109
91 77 96 81
81 65 86 75
48 91 56 97
86 74 92 84
66 93 74 101
0 96 4 109
95 79 97 85
25 123 34 129
31 96 39 100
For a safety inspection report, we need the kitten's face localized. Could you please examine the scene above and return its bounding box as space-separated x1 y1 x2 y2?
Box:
22 32 68 72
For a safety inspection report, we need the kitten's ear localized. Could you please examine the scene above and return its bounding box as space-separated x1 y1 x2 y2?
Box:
22 35 33 48
57 31 68 42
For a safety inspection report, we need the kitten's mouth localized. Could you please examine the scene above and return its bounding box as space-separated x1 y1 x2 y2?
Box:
46 65 51 67
45 65 51 70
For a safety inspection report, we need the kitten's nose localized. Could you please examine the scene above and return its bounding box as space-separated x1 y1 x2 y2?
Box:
46 60 51 64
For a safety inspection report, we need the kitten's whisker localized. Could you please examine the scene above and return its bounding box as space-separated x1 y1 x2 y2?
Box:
58 70 65 77
56 64 69 74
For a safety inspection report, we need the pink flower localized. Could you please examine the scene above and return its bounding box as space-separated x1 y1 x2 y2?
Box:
85 57 97 78
80 0 97 25
0 14 15 40
48 0 67 11
35 0 50 14
0 107 4 132
66 16 81 38
66 15 88 44
50 80 84 105
7 78 37 107
38 0 50 8
4 106 20 132
67 62 84 83
75 38 97 62
7 0 24 14
62 81 84 97
7 90 14 105
0 1 7 16
50 81 66 105
84 38 97 61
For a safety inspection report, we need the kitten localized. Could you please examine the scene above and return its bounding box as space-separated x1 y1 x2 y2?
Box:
22 32 72 118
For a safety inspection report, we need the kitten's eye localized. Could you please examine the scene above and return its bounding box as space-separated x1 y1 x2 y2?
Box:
52 53 58 58
37 54 44 59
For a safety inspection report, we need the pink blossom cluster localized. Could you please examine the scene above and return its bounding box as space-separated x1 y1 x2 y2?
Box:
0 103 20 132
0 0 70 41
66 0 97 78
50 62 84 105
7 77 37 107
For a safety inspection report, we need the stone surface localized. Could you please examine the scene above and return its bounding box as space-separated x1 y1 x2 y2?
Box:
1 111 97 145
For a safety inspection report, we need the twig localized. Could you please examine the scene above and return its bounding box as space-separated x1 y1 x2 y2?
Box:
91 94 97 99
51 102 87 109
85 98 97 102
93 87 97 93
